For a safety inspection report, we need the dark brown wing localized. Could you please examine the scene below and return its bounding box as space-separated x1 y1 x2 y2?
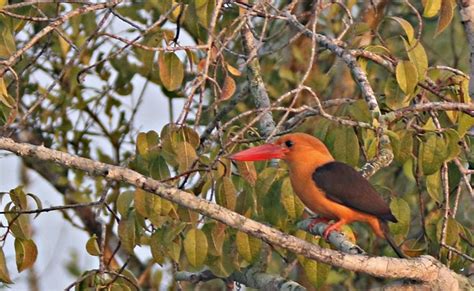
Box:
312 161 397 222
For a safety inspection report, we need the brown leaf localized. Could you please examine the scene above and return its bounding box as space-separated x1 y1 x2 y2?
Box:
15 238 38 272
435 0 454 37
219 76 236 100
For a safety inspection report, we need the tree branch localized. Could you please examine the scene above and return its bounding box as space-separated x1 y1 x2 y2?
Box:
176 267 305 290
459 0 474 99
0 0 122 77
297 218 365 255
0 137 471 290
241 23 276 137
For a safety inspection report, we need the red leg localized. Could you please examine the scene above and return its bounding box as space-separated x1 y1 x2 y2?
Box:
307 217 330 230
323 220 347 240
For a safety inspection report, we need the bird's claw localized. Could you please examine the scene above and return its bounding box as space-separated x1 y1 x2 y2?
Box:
322 223 342 240
307 217 330 230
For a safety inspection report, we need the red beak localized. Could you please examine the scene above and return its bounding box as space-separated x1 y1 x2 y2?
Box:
230 144 288 161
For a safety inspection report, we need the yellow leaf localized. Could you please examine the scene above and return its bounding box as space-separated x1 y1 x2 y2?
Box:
0 248 12 284
235 231 261 263
226 63 241 76
183 229 208 267
390 17 414 43
423 0 442 18
86 235 101 257
0 78 14 108
395 60 418 94
158 52 184 91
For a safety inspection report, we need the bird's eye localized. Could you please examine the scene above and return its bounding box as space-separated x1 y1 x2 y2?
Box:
285 140 293 148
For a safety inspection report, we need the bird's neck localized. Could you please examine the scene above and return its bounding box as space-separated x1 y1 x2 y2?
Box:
286 154 334 181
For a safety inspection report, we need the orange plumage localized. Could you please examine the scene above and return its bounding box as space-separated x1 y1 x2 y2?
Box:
231 133 405 258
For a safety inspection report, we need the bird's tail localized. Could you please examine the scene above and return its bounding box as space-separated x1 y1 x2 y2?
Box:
380 221 408 259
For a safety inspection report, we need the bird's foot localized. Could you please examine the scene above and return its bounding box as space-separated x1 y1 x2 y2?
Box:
307 217 330 230
322 220 346 240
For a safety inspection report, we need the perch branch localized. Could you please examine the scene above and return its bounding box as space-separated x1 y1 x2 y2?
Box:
0 137 471 290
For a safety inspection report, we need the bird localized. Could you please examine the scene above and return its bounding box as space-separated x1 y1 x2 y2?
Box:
230 132 406 258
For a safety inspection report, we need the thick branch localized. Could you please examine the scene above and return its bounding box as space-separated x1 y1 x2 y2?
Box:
176 267 305 290
459 0 474 99
297 218 365 255
241 24 276 137
284 11 380 115
0 137 471 290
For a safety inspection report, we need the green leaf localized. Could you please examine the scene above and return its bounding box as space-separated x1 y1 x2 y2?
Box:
262 179 286 228
177 204 199 223
419 132 449 175
195 0 215 28
216 177 237 211
5 203 31 239
280 178 304 219
235 183 255 215
118 211 137 253
134 188 149 218
166 239 182 263
389 130 413 164
0 248 12 284
384 77 408 109
457 112 474 137
10 186 28 209
295 232 330 287
150 231 165 265
235 231 261 263
389 197 410 241
443 129 460 160
203 223 226 256
149 156 170 180
158 52 184 91
0 15 16 58
395 60 418 94
236 161 257 186
423 0 442 18
389 17 414 43
325 125 359 166
435 0 455 36
86 235 101 257
426 171 443 203
183 229 208 267
207 255 234 278
174 141 197 172
255 167 279 199
178 126 200 149
14 238 37 272
403 39 428 82
117 191 134 217
436 218 459 246
136 131 159 160
26 193 43 218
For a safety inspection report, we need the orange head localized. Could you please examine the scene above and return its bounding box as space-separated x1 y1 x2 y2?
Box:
230 133 334 168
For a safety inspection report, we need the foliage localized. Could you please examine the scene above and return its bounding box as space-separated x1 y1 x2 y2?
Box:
0 0 472 289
